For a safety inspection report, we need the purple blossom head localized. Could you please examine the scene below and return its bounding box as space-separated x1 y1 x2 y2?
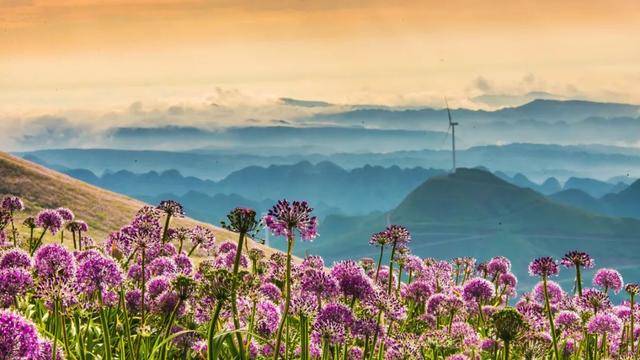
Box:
67 220 89 233
147 256 178 278
22 217 36 230
221 207 258 234
190 225 217 252
34 244 76 280
528 257 559 278
259 282 282 302
302 255 324 269
0 248 32 269
402 280 434 303
579 288 612 313
263 199 318 241
463 277 495 303
76 252 123 296
587 312 622 335
0 268 33 305
498 272 518 288
157 200 185 217
125 289 143 313
0 310 40 359
56 207 74 222
1 196 24 213
35 209 63 235
534 280 564 304
487 256 511 276
385 225 411 246
593 268 624 294
36 339 64 360
301 269 338 298
330 260 374 301
368 230 391 247
313 303 353 345
625 283 640 296
255 300 280 337
173 253 193 275
561 251 594 269
555 310 580 329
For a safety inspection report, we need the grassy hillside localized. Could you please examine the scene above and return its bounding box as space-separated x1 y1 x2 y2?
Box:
0 151 275 256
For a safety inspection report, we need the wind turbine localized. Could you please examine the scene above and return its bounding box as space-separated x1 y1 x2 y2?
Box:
445 98 459 173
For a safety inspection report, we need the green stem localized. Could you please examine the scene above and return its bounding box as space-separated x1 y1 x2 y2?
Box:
30 226 48 255
187 244 199 257
98 294 113 360
207 301 224 360
52 299 59 360
374 246 384 281
273 232 295 360
231 231 247 360
161 214 172 243
630 294 635 354
576 265 583 297
387 243 397 295
543 276 561 360
504 340 510 360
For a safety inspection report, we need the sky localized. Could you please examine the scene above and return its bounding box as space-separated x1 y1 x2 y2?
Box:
1 0 640 117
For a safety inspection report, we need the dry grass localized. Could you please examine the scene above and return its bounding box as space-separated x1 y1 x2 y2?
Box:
0 151 280 258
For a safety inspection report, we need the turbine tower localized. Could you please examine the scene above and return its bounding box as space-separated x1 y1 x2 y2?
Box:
445 98 459 172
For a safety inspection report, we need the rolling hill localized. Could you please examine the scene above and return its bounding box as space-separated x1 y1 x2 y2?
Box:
0 151 273 255
305 168 640 288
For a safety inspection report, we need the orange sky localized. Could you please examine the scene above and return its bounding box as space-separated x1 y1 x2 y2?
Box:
1 0 640 113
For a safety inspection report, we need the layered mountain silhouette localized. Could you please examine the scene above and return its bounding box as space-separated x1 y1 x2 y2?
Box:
551 179 640 219
311 168 640 287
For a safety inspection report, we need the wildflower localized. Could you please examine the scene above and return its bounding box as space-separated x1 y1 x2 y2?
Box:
1 196 24 212
56 207 74 222
533 280 564 304
313 303 353 345
35 209 63 235
221 207 259 234
255 300 281 337
587 312 622 335
463 277 495 302
0 310 40 359
263 199 318 241
34 244 76 280
301 268 338 299
487 256 511 276
578 288 612 313
593 268 624 294
0 268 33 306
561 251 594 269
157 200 185 218
188 225 216 255
528 257 559 277
0 248 32 269
330 260 374 301
76 252 123 298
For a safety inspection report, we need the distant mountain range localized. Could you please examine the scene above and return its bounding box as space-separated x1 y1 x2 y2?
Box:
19 141 640 181
304 168 640 288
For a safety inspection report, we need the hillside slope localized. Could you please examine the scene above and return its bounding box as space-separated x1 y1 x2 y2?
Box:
0 151 272 254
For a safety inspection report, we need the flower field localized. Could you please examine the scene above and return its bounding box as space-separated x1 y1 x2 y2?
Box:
0 195 638 360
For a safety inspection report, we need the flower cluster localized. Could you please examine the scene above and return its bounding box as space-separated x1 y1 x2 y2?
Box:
0 195 638 360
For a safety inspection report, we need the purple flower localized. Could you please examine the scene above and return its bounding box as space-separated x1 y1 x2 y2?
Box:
56 207 75 222
76 252 123 296
385 225 411 246
313 303 353 345
0 268 33 305
498 272 518 288
555 310 580 330
463 277 495 302
35 209 63 235
259 283 282 302
578 288 612 313
222 207 258 234
301 269 338 298
34 244 76 280
0 248 32 269
534 280 564 304
369 230 390 247
593 268 624 294
0 310 40 359
587 312 622 335
1 196 24 212
190 225 217 251
173 253 193 275
263 199 318 241
402 280 433 303
125 289 143 313
561 251 594 269
487 256 511 276
67 220 89 233
157 200 185 217
147 256 178 277
255 300 280 337
528 257 559 277
330 260 374 301
302 255 325 269
35 339 64 360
